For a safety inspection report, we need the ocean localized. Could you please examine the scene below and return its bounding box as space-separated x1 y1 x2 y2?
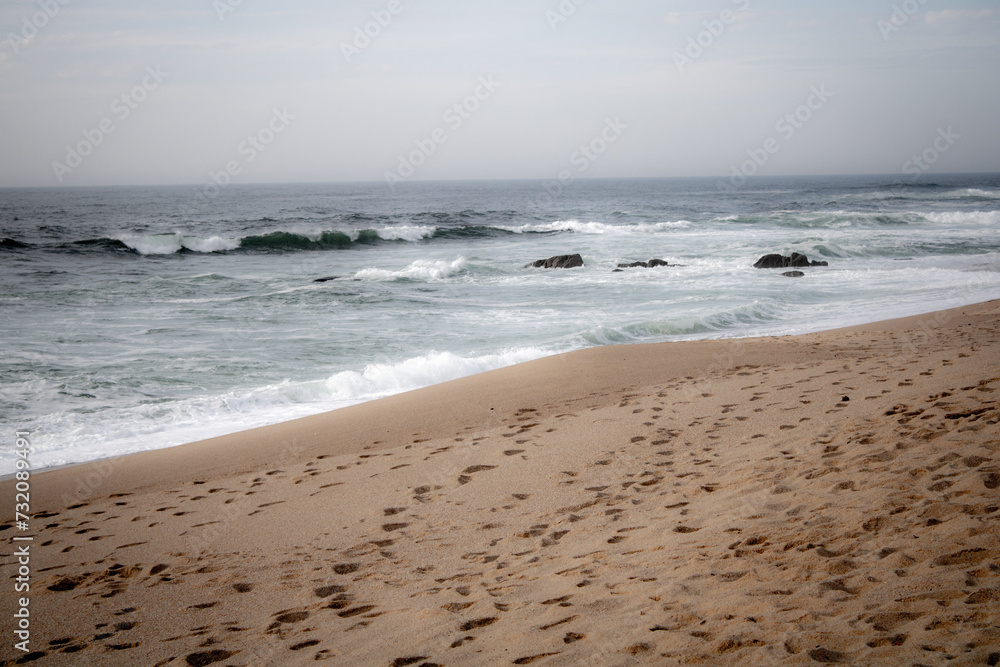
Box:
2 175 999 475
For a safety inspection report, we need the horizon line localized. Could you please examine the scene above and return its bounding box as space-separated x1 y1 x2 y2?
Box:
3 170 999 190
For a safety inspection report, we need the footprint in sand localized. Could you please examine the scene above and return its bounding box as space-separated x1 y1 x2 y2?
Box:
513 653 562 664
459 617 498 631
184 649 238 666
382 523 410 532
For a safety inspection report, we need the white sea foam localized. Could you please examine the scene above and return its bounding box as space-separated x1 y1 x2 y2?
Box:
120 233 182 255
287 225 434 243
370 225 436 242
119 232 240 255
323 348 551 402
3 346 554 474
951 188 1000 198
354 256 468 281
184 235 242 253
923 211 1000 226
502 220 692 234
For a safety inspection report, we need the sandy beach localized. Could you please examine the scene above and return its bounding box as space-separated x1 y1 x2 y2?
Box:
3 299 999 666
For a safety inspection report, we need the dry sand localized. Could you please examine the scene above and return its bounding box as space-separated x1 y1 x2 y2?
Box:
2 300 999 666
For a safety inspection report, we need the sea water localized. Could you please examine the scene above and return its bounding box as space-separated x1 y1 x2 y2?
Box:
2 175 999 474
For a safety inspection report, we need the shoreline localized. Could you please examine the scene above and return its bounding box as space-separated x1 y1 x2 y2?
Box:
11 298 1000 510
2 298 997 665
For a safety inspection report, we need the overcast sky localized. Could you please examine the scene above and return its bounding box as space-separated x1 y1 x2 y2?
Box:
1 0 998 187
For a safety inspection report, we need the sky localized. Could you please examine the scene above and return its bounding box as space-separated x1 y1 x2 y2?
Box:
0 0 998 187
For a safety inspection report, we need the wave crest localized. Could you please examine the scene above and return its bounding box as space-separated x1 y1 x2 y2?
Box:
354 257 468 282
324 348 550 401
923 211 1000 226
502 220 692 234
88 226 439 255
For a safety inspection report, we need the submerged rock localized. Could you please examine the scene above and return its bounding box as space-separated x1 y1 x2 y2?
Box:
526 254 584 269
782 271 805 278
616 259 673 269
754 253 828 269
313 276 341 283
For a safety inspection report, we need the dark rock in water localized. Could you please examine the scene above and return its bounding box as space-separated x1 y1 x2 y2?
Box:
754 254 787 268
313 276 341 283
782 271 805 278
612 269 624 273
526 254 584 269
617 259 672 269
754 253 828 269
